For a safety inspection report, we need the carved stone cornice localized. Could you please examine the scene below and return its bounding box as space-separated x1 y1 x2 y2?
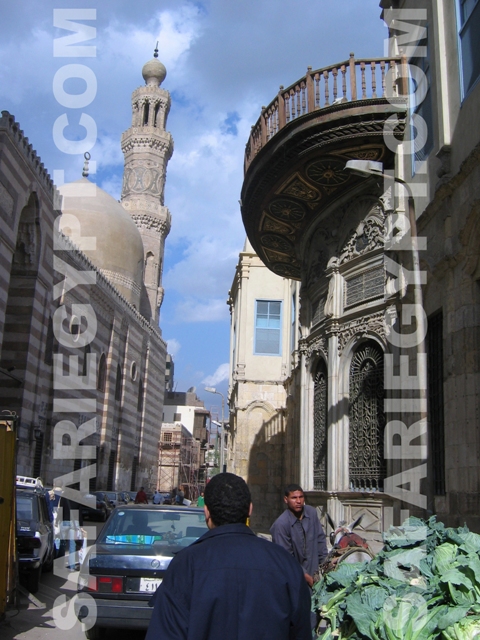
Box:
298 335 328 361
337 310 386 354
130 212 171 235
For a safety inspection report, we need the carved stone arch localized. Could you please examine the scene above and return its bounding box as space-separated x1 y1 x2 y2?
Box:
337 311 387 356
245 399 276 419
13 192 41 274
347 339 386 491
313 357 328 491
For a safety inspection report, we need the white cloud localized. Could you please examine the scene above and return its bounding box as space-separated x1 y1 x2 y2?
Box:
171 297 229 323
202 363 230 387
166 338 181 357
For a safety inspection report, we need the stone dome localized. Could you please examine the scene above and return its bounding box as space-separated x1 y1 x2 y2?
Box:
58 178 144 309
142 57 166 87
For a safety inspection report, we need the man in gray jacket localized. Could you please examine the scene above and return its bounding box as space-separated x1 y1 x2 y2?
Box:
270 484 328 587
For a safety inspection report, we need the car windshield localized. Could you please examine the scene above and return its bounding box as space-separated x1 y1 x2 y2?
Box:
98 509 208 550
104 492 117 501
17 494 38 521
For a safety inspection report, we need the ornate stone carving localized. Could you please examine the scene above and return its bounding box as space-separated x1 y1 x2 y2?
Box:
276 174 321 206
131 213 171 235
299 336 328 361
268 198 306 223
337 311 386 354
339 203 385 264
305 158 350 188
261 214 294 235
122 166 164 197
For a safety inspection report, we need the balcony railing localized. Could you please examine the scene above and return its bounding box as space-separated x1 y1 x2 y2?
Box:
244 53 407 171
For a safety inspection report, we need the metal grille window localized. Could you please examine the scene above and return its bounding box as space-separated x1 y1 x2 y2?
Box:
312 296 325 326
313 360 328 491
427 311 446 495
33 434 44 478
349 342 386 491
345 266 384 308
254 300 282 356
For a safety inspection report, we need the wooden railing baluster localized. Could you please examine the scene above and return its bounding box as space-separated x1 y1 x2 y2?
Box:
323 70 330 106
341 64 347 102
360 61 366 99
349 53 357 101
291 88 296 119
332 68 338 103
278 86 286 128
389 60 396 98
371 61 377 98
380 60 386 97
306 68 314 113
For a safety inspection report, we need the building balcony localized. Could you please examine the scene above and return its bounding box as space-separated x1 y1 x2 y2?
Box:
241 53 408 280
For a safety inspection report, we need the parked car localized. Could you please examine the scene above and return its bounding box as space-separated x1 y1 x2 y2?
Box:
16 476 54 593
102 491 128 508
81 492 113 522
75 504 208 638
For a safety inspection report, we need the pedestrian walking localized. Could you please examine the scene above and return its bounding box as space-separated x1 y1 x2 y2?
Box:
134 486 148 504
146 473 312 640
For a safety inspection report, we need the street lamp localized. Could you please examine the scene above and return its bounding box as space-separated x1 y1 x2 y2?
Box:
345 159 429 507
204 387 226 473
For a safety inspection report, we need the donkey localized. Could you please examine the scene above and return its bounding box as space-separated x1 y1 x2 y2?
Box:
319 513 375 575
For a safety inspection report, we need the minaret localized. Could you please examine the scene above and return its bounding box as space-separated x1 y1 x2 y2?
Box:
121 46 173 324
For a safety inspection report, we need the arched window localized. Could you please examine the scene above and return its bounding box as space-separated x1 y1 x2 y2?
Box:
313 359 328 491
97 353 107 392
115 363 123 401
143 102 149 125
349 341 385 491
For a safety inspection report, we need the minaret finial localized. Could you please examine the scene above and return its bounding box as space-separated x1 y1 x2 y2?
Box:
82 152 91 177
154 42 159 58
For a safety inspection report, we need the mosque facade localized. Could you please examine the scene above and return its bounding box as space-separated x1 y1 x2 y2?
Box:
0 52 172 493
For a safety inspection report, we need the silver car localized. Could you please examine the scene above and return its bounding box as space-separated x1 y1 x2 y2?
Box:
75 504 208 638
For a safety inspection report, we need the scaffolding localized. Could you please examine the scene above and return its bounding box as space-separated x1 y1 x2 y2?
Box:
158 423 201 500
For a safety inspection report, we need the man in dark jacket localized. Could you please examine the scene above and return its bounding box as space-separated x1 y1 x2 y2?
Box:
146 473 312 640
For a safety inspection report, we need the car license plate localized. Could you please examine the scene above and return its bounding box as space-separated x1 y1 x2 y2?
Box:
139 577 162 592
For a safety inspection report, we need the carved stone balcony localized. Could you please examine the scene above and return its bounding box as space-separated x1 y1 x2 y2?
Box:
241 53 408 280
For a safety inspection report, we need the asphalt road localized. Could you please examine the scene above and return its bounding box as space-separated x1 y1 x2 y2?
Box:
1 519 148 640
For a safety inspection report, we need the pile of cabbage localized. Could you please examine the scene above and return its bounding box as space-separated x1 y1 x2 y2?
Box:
312 517 480 640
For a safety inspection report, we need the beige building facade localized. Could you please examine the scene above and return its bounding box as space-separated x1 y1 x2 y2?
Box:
227 239 300 530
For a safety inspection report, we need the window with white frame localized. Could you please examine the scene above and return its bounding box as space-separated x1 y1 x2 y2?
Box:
254 300 282 356
457 0 480 97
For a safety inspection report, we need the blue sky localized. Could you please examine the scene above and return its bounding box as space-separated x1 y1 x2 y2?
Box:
0 0 386 412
